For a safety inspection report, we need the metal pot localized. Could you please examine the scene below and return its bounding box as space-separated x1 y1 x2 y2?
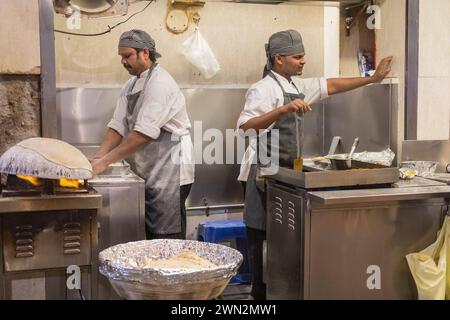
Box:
325 137 360 170
325 154 353 170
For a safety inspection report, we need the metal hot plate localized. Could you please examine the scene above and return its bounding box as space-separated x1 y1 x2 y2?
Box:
262 166 399 189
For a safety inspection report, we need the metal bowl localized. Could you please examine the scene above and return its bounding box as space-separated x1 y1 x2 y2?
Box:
325 154 352 170
99 239 243 300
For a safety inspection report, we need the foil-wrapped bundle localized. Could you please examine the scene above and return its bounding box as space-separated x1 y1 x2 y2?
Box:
400 161 438 177
99 239 243 300
352 148 396 167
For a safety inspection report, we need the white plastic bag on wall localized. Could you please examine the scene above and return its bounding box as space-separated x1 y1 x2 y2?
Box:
181 28 220 79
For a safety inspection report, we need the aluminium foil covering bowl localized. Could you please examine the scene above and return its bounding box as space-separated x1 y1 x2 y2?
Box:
99 239 243 300
400 161 438 177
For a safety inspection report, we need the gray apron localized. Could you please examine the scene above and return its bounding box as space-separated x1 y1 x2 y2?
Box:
244 72 305 231
125 64 181 235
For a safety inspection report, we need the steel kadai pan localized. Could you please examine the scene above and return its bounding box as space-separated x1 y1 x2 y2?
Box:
325 137 359 170
324 137 388 170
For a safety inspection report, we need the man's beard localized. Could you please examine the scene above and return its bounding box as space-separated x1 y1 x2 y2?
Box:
124 65 136 75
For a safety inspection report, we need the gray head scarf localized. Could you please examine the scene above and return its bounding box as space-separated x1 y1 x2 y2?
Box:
263 29 305 77
118 29 162 59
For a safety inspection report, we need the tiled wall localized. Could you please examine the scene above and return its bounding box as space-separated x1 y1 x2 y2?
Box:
417 0 450 140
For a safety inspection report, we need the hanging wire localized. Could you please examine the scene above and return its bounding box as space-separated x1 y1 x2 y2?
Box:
79 289 86 300
54 0 154 37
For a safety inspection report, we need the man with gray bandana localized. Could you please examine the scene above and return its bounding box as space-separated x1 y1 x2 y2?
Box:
237 29 393 300
92 30 194 240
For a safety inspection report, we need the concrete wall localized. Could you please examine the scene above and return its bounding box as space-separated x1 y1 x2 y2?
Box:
0 76 41 155
0 0 41 154
416 0 450 140
54 1 326 86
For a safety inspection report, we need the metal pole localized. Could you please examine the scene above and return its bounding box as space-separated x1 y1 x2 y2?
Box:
405 0 420 140
39 0 57 138
187 204 244 212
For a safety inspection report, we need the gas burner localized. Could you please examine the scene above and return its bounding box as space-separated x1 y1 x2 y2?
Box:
1 175 91 197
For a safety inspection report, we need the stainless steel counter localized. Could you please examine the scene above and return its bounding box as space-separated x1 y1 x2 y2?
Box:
265 170 450 300
71 150 146 251
0 193 102 213
87 161 145 300
393 176 447 187
309 185 450 205
89 172 145 250
425 173 450 185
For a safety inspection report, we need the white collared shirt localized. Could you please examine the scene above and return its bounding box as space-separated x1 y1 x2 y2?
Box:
108 65 194 185
236 71 329 181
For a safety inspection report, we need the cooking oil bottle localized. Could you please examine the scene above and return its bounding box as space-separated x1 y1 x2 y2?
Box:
293 157 303 172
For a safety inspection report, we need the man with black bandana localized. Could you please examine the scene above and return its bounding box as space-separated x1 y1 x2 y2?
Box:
237 29 393 300
92 29 194 240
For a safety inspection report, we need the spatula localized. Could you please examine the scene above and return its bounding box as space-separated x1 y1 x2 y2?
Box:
293 112 304 171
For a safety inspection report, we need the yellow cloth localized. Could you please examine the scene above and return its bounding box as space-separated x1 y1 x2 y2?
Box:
406 216 450 300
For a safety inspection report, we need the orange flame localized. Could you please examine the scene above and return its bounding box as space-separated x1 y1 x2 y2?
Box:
16 175 42 186
58 179 80 188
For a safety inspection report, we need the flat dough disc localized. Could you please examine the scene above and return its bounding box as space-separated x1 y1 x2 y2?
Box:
18 137 91 170
0 137 92 179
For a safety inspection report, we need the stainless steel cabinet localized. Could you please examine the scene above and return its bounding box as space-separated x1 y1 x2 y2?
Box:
89 170 145 300
267 183 305 299
266 177 449 300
